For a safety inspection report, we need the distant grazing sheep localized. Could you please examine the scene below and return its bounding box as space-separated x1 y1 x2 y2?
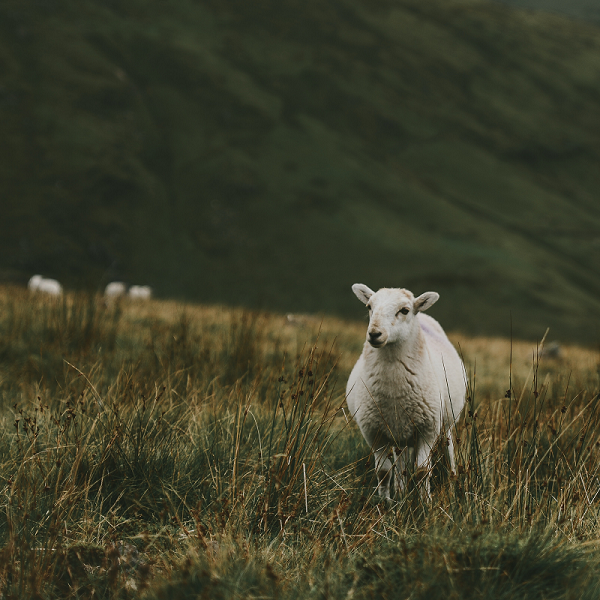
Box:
346 284 466 499
28 275 63 296
128 285 152 300
104 282 127 298
285 313 319 327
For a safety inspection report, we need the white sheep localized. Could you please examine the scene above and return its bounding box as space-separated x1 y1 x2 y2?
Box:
128 285 152 300
28 274 63 296
104 281 127 298
285 313 319 327
346 284 466 499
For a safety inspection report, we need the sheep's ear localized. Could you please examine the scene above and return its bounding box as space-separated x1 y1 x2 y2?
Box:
352 284 375 305
414 292 439 313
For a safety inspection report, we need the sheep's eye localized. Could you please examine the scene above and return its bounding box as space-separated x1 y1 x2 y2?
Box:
397 307 410 316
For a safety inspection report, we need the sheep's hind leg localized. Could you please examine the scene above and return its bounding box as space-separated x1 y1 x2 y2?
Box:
446 429 456 475
373 447 394 499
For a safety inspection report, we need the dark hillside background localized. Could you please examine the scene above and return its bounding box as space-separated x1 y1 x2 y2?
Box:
494 0 600 24
2 0 600 342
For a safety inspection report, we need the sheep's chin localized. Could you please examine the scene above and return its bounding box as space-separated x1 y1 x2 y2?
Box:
368 339 388 349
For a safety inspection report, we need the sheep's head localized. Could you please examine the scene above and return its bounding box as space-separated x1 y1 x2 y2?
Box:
352 284 439 348
28 275 43 291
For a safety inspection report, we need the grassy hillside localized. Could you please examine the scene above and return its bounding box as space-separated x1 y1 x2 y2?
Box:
0 288 599 598
2 0 600 342
494 0 600 24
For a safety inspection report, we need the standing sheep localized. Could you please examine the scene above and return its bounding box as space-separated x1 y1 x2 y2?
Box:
28 275 63 296
346 284 466 499
128 285 152 300
104 282 127 298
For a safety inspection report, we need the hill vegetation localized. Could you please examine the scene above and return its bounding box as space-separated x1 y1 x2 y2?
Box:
2 0 600 341
494 0 600 24
0 289 599 598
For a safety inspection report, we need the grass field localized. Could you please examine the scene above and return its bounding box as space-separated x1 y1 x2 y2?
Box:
0 286 599 598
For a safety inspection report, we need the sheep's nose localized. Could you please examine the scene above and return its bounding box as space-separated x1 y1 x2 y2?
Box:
369 331 382 341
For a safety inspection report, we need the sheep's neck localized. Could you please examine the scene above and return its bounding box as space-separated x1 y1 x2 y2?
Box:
365 325 426 369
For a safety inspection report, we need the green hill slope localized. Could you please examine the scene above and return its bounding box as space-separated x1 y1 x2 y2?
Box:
2 0 600 342
494 0 600 24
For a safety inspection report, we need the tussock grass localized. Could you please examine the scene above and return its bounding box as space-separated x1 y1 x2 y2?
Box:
0 286 598 598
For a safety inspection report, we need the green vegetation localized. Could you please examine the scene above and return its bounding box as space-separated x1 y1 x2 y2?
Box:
2 0 600 343
0 288 599 598
494 0 600 24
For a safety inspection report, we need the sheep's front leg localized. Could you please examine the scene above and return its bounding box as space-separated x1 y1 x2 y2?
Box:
392 446 414 494
414 436 434 500
373 447 394 499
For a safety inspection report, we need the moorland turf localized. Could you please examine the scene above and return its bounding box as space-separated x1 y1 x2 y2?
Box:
0 287 598 598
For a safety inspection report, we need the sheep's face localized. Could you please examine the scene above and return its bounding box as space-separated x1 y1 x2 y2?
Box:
352 284 439 348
